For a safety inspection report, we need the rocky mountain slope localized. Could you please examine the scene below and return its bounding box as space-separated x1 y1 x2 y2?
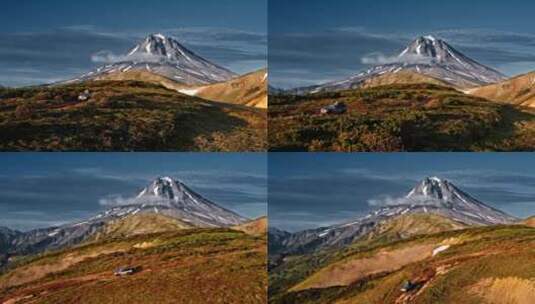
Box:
270 177 516 255
293 36 505 94
467 71 535 108
0 228 20 251
71 33 236 85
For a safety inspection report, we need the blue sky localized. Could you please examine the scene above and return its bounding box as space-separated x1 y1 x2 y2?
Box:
0 153 267 231
270 153 535 232
269 0 535 88
0 0 266 87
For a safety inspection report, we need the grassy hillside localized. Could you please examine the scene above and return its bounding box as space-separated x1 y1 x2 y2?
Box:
270 225 535 304
360 71 452 89
269 83 535 151
467 71 535 108
363 213 468 245
233 217 268 236
95 70 187 90
90 214 193 241
0 80 266 151
99 69 268 109
191 69 268 109
0 228 267 303
522 216 535 228
268 214 469 299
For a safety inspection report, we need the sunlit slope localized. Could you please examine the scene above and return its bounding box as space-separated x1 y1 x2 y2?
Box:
270 225 535 304
184 69 268 108
360 71 452 89
233 216 268 236
467 71 535 108
0 228 267 304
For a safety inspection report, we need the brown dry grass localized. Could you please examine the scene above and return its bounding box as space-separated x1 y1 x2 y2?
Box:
361 71 452 89
467 71 535 108
99 69 268 108
91 213 192 241
522 216 535 228
292 244 437 291
96 70 188 91
471 277 535 304
0 246 126 289
0 229 267 304
192 69 267 108
233 217 268 236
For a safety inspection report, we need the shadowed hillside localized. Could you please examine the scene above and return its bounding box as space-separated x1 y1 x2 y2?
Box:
269 83 535 151
0 80 266 151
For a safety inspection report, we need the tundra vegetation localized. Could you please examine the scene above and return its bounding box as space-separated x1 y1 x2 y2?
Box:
269 84 535 152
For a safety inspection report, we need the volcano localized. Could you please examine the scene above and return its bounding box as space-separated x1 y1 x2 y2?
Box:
72 33 236 85
270 177 516 255
2 177 247 257
294 35 506 94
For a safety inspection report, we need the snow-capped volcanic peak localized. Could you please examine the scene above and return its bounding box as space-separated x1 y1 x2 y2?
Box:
129 34 196 61
73 33 236 85
406 176 459 201
398 177 517 225
399 36 482 69
95 176 248 228
294 35 506 94
137 176 182 200
398 35 506 84
400 36 452 61
332 176 515 231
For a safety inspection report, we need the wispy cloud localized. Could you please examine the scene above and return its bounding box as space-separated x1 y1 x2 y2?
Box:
98 194 138 207
361 53 432 65
90 51 163 64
